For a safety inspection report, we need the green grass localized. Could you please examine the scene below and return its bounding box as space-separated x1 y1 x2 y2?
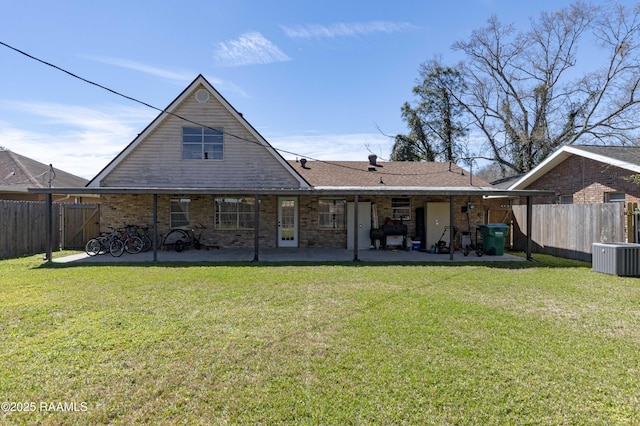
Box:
1 253 640 424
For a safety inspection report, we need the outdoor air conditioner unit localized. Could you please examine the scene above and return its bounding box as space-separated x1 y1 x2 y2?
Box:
592 243 640 277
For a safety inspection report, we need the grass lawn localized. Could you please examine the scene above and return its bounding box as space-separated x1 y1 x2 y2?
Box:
1 253 640 424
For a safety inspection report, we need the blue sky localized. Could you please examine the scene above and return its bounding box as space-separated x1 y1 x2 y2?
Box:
0 0 621 179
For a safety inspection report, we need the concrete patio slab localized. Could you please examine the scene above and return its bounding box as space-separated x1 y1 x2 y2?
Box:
54 247 526 264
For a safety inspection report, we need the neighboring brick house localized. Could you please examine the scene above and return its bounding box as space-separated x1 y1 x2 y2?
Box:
507 145 640 206
32 74 549 260
0 149 89 202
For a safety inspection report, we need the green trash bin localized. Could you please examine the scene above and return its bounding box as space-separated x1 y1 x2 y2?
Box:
478 224 509 255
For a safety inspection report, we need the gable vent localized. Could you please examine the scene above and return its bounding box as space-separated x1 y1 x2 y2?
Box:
195 89 210 103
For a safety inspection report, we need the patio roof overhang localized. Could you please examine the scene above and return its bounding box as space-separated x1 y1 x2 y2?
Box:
31 185 551 264
28 186 555 198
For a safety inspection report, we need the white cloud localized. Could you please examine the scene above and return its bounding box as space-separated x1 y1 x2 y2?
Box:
82 55 249 98
281 21 417 40
82 55 194 82
0 102 154 179
213 32 292 67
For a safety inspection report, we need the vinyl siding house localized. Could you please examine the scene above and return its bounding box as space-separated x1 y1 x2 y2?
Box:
33 75 549 260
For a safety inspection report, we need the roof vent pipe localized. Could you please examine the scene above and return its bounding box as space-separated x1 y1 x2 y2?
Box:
368 154 377 166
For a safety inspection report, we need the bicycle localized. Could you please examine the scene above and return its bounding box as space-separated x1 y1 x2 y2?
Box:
85 228 124 257
133 224 154 252
119 225 144 254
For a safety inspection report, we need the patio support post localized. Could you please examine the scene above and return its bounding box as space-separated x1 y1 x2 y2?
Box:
526 195 532 261
45 192 53 262
253 193 259 262
153 194 158 262
353 194 360 262
449 195 454 261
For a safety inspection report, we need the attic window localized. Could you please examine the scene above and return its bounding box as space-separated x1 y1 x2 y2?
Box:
182 127 223 160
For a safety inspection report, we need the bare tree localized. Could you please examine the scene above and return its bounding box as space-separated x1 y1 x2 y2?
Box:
451 1 640 173
474 161 510 183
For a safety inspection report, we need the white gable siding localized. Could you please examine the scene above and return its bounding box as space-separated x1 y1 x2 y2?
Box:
101 84 302 189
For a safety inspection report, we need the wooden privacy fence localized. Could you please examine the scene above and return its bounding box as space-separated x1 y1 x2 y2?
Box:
0 200 60 259
62 204 100 249
512 203 625 262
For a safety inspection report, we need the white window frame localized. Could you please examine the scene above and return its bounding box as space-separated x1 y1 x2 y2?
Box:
318 199 346 230
170 198 190 228
215 198 256 230
182 127 223 160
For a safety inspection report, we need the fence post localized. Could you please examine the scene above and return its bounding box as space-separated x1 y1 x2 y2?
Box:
253 193 259 262
45 193 53 262
627 202 638 243
449 195 454 261
153 194 158 262
353 194 359 262
526 196 532 261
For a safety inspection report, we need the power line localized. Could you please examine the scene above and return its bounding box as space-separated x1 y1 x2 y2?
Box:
0 40 458 178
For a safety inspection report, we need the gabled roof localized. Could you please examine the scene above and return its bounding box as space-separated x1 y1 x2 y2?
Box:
87 74 309 188
0 150 87 192
26 74 555 199
490 174 523 189
287 159 491 188
508 145 640 190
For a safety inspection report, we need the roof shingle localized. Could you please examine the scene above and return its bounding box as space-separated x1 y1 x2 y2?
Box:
0 150 87 192
287 160 490 188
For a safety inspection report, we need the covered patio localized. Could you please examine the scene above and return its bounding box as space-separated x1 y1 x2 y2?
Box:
54 246 526 264
32 186 554 264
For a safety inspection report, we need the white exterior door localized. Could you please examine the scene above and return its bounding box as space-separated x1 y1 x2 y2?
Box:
278 197 298 247
425 202 450 248
347 202 372 250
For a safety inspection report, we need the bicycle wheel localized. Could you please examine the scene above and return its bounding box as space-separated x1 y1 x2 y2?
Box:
99 236 110 254
110 238 125 257
140 235 153 252
125 236 144 254
85 238 101 256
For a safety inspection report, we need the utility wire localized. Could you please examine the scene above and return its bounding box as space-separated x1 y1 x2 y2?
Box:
0 170 49 187
0 40 462 178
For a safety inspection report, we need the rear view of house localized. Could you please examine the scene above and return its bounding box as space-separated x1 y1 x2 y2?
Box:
31 74 549 261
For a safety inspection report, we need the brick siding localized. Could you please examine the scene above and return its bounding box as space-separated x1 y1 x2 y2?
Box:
526 156 640 205
99 193 510 249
